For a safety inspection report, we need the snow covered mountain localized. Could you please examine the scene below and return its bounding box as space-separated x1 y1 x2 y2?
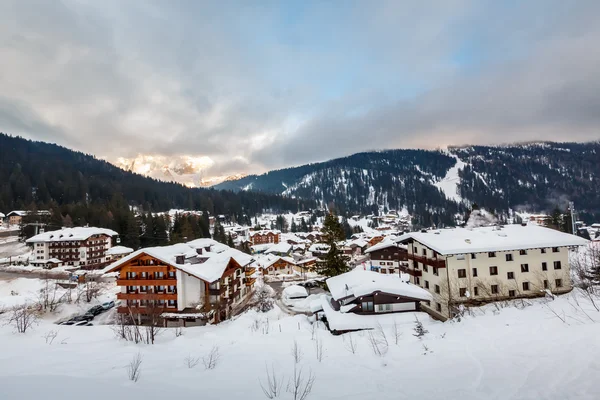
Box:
215 141 600 225
115 154 245 188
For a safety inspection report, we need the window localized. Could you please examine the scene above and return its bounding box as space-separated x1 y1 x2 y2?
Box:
552 247 559 253
521 264 529 273
544 280 549 289
471 253 477 259
168 300 176 307
555 279 563 288
554 261 562 270
415 277 420 285
489 266 498 276
415 262 420 269
424 280 429 289
433 267 438 276
139 286 147 292
436 303 442 312
522 282 530 291
507 271 514 279
509 290 516 297
473 287 479 296
168 271 175 278
542 262 548 271
505 253 514 262
472 268 478 277
423 265 428 272
491 285 499 294
422 248 427 256
519 249 527 255
435 285 440 294
361 301 374 312
378 304 392 312
459 288 467 297
488 252 496 258
458 269 467 278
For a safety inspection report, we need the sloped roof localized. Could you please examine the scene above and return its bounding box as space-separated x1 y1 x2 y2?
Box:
26 227 118 243
326 269 432 302
106 246 134 256
395 224 588 255
265 242 293 254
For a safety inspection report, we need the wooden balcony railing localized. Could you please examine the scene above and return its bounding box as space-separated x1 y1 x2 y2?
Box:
117 292 177 301
245 277 257 286
116 278 177 286
407 253 446 269
208 287 226 296
245 267 256 276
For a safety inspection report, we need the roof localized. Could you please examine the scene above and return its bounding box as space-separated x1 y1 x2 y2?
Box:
250 230 281 236
26 227 118 243
265 242 292 254
186 238 229 253
326 269 432 302
309 243 330 253
346 238 368 248
106 246 134 256
395 224 589 255
0 212 5 218
365 238 401 254
104 241 253 283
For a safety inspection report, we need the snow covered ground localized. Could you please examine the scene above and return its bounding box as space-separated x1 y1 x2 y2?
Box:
0 274 599 400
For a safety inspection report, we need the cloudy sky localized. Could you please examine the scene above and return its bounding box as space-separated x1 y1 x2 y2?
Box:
2 0 599 177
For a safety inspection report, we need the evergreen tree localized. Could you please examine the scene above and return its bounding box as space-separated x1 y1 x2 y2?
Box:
300 218 309 232
291 220 298 233
318 212 350 277
227 234 235 247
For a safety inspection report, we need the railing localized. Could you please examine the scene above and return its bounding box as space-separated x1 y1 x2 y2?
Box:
399 266 422 277
116 278 177 286
117 293 177 301
245 277 257 286
245 267 256 276
209 287 226 296
407 253 446 268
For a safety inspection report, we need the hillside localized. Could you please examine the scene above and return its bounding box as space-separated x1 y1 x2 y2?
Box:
0 133 314 216
215 141 600 224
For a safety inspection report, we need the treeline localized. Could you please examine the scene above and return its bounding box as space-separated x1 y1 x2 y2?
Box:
0 133 317 241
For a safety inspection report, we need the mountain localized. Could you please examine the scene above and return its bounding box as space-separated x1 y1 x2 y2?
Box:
0 133 314 216
114 154 246 188
215 141 600 225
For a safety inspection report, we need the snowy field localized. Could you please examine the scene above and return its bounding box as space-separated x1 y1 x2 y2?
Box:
0 277 599 400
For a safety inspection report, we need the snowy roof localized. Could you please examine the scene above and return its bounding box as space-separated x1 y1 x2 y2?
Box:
106 246 134 256
177 248 254 283
265 242 292 254
250 230 281 236
104 242 253 283
282 285 308 299
251 243 273 253
345 238 368 248
186 238 230 253
326 269 432 302
365 238 400 254
0 212 5 218
26 227 118 243
395 224 589 255
255 254 295 269
309 243 330 253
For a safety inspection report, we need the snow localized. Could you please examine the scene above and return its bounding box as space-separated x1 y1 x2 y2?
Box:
364 238 400 254
106 246 134 256
434 153 465 203
265 242 292 255
326 269 432 301
26 227 118 243
282 285 308 299
0 278 600 399
396 224 588 255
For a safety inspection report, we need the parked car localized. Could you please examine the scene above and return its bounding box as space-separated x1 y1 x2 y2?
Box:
74 320 90 326
101 301 115 310
88 305 104 316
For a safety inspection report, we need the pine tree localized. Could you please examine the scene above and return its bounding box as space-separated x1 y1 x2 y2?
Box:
227 234 235 248
300 218 309 232
318 212 350 277
291 220 297 233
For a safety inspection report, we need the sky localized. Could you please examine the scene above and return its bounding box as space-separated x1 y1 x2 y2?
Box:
1 0 600 178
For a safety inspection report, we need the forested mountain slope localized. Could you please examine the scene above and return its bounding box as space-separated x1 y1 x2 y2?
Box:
216 142 600 224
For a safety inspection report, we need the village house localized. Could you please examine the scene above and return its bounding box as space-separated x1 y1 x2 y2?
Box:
265 242 293 257
104 239 256 326
292 257 318 275
323 269 432 329
396 224 588 320
106 245 134 261
26 227 118 269
249 229 281 245
6 210 51 226
365 239 409 274
256 254 296 275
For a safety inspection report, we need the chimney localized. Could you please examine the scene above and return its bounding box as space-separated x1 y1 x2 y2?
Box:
175 254 185 264
196 248 203 255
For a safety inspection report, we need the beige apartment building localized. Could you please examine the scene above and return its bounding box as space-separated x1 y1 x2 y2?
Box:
396 224 588 320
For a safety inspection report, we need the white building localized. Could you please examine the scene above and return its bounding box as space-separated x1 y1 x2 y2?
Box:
396 224 588 320
26 227 118 269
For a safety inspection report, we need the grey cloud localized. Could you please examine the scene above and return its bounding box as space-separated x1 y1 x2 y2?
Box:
1 0 599 177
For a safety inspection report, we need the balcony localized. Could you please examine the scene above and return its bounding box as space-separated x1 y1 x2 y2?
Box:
399 267 422 277
208 287 226 296
117 292 177 301
407 253 446 269
245 267 256 276
116 278 177 286
117 306 177 315
245 277 257 286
